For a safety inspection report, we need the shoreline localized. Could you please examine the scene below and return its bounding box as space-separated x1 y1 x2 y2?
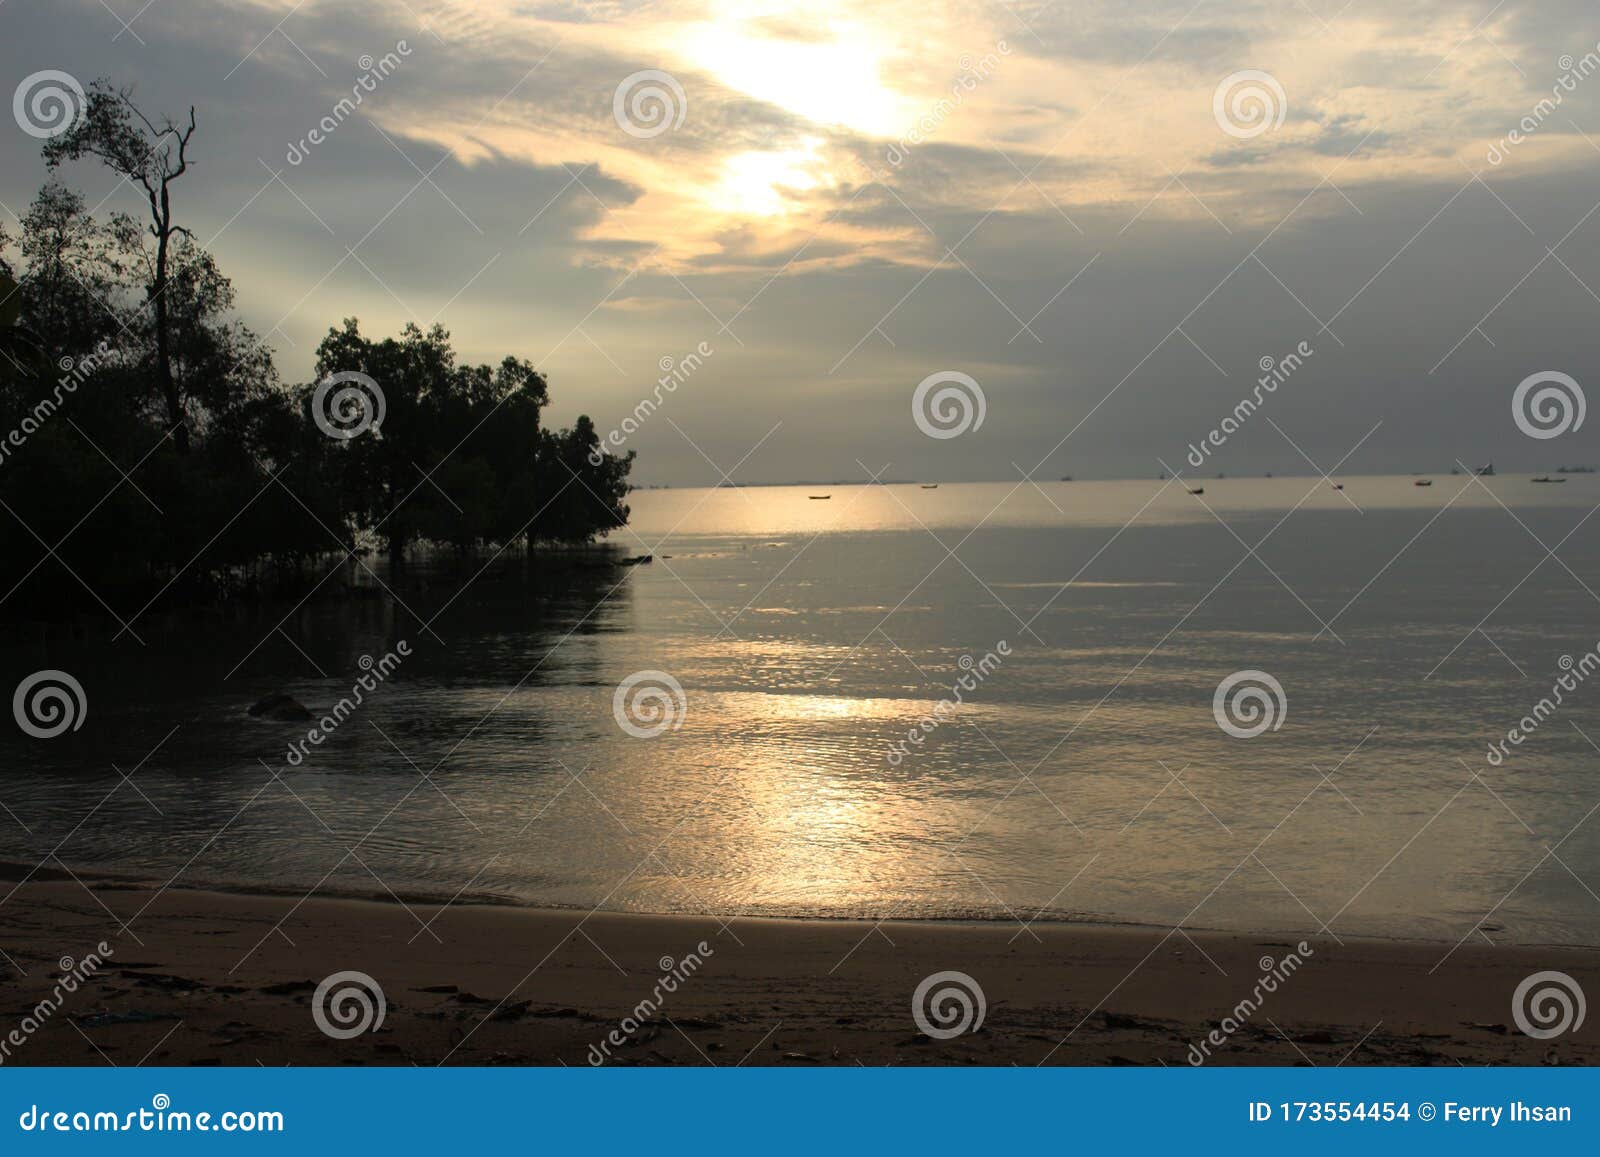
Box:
8 860 1599 952
2 877 1596 1066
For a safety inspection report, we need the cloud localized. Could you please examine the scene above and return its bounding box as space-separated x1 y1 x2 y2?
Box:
4 0 1600 484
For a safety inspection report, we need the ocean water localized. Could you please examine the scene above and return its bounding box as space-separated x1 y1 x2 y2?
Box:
4 475 1600 945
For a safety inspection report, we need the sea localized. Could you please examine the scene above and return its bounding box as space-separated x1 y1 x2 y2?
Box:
4 475 1600 945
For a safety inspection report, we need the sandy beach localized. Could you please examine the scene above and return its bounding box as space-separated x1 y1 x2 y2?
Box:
1 873 1594 1067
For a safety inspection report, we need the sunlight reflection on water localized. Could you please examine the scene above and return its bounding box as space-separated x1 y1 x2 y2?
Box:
4 476 1599 944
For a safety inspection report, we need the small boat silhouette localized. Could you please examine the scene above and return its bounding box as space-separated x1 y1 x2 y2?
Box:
1415 479 1433 486
920 484 938 489
809 494 831 500
1532 476 1566 483
1332 483 1344 490
1475 462 1495 476
1188 487 1205 495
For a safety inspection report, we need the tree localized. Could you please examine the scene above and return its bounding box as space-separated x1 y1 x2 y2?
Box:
0 175 339 614
137 233 281 446
43 80 198 451
312 320 458 563
19 184 139 356
530 416 633 544
2 136 636 620
310 320 630 558
0 265 39 372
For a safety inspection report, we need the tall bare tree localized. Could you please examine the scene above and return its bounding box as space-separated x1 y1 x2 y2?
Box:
44 80 197 452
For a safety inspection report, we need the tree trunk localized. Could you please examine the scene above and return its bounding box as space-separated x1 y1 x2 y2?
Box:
153 188 188 454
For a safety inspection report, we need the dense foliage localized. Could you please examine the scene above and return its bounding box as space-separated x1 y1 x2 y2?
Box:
0 84 632 620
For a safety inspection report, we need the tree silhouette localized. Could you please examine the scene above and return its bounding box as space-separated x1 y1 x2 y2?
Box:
2 87 636 621
312 319 631 560
44 80 198 452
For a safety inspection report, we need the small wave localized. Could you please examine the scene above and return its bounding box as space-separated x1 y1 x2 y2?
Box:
994 581 1179 589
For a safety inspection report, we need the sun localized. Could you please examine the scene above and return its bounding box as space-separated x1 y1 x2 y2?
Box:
708 139 827 217
677 7 911 139
674 4 909 220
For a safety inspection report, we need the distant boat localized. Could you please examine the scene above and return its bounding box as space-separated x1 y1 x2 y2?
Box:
1475 462 1495 476
1415 479 1433 486
1060 475 1073 482
920 484 938 489
1331 483 1344 490
1532 476 1566 484
1188 487 1205 495
808 494 831 500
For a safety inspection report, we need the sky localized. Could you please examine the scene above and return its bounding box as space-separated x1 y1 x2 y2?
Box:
3 0 1600 484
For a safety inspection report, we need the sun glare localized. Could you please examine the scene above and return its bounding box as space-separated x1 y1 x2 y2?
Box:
709 140 827 217
680 12 909 139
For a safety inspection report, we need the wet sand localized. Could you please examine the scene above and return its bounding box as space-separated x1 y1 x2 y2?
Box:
1 877 1595 1066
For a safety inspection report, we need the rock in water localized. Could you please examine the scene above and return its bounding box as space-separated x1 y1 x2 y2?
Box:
248 693 312 721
